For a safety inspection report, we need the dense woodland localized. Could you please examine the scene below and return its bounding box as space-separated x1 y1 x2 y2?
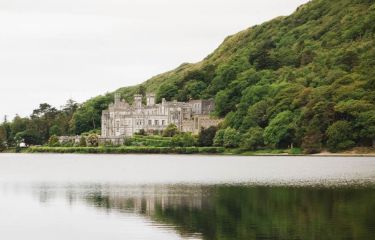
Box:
1 0 374 153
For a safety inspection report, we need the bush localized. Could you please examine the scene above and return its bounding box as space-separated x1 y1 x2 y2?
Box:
61 140 74 147
86 134 99 147
162 124 179 137
79 136 87 147
131 135 173 147
0 139 6 152
123 137 134 146
289 147 302 155
171 133 197 147
48 135 60 147
136 129 146 136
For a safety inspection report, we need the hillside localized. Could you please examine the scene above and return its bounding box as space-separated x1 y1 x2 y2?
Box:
2 0 374 152
72 0 374 150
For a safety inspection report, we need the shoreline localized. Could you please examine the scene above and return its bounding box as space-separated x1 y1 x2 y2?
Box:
1 146 374 157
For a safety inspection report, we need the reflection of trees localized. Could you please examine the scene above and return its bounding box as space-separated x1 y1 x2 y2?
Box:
84 185 375 240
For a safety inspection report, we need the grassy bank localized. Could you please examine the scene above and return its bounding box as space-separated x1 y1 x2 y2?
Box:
2 146 373 155
26 146 225 154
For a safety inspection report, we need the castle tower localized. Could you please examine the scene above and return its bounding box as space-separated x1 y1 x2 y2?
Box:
114 93 121 105
146 93 155 106
134 94 142 108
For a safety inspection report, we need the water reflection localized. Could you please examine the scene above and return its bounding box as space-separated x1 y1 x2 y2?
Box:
1 154 375 239
28 184 375 240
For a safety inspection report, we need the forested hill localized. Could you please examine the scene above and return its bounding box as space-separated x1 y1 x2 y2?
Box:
1 0 374 152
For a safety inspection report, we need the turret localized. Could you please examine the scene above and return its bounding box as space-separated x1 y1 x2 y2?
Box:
134 94 142 108
146 93 155 106
114 93 121 105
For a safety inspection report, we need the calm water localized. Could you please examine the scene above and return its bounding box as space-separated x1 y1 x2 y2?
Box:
0 154 374 240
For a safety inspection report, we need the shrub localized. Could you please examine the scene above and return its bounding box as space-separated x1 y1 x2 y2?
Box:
136 129 146 136
162 124 179 137
171 133 197 147
0 139 6 152
289 147 302 155
123 137 134 146
79 136 87 147
48 135 60 147
86 134 99 147
61 140 74 147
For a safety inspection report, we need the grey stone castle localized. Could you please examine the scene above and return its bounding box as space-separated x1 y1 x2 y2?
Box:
100 93 221 144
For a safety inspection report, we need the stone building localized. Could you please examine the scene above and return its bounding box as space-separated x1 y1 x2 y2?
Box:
100 93 221 143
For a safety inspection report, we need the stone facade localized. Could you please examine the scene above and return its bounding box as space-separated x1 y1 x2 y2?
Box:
100 93 221 143
58 135 81 144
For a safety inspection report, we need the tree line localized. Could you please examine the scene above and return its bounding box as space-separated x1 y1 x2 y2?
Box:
1 0 374 153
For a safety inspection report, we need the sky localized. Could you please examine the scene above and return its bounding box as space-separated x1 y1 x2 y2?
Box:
0 0 309 119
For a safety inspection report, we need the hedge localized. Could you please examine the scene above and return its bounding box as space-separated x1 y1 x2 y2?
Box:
26 146 225 154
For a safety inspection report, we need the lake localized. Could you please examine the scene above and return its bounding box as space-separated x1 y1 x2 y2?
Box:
0 154 374 240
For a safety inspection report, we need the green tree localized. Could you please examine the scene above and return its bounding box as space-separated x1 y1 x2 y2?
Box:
49 125 62 136
326 121 354 152
223 127 241 148
0 125 6 151
213 129 225 147
241 99 272 130
240 127 264 150
157 83 179 102
263 111 296 148
177 80 207 101
15 129 41 146
356 110 375 147
301 123 323 154
198 126 217 147
70 95 112 134
214 90 232 117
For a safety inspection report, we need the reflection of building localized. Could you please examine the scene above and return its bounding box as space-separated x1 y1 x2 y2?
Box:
100 93 222 143
85 186 205 216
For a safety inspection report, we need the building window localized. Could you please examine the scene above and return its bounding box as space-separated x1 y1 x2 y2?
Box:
162 120 165 125
155 120 159 125
148 120 152 125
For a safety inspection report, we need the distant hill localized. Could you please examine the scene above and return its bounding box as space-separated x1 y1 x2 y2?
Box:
71 0 374 151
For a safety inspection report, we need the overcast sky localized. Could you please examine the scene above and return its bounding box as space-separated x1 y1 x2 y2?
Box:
0 0 309 119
